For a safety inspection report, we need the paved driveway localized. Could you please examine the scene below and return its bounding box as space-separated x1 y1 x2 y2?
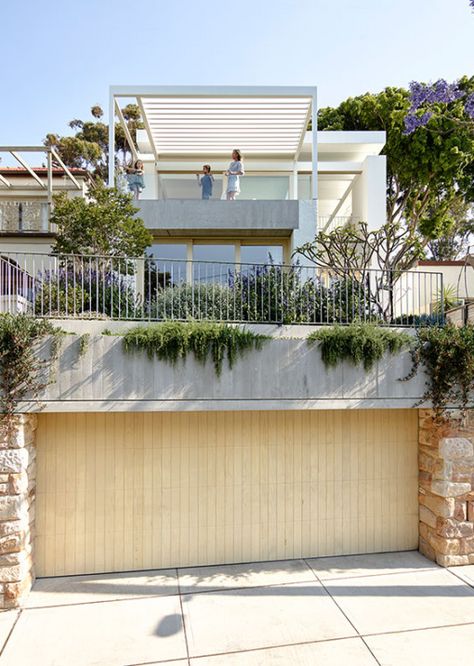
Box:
1 551 474 665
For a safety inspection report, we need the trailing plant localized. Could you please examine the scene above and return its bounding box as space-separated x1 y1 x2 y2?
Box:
122 321 269 376
78 334 90 357
308 323 411 370
407 324 474 415
0 314 63 421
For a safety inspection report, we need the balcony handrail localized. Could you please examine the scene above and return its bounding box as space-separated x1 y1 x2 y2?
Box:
0 250 444 326
0 249 443 276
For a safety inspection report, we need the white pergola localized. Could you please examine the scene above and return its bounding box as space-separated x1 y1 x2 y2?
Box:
109 85 318 200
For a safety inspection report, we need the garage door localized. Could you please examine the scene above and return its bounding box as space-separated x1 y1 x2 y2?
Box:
35 410 418 577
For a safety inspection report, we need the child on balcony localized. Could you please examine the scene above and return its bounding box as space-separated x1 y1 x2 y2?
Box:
125 160 146 199
196 165 214 200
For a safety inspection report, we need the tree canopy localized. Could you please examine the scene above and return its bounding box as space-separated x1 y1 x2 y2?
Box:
44 104 143 181
317 77 474 264
51 186 153 258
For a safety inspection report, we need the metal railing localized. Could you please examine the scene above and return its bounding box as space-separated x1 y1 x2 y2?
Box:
0 251 444 326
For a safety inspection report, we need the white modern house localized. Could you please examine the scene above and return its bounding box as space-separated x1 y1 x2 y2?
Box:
3 84 472 614
109 86 387 265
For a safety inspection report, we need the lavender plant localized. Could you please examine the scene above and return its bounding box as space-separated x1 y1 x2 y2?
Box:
35 264 141 319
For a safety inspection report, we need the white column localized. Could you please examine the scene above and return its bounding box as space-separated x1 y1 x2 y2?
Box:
234 241 241 266
108 89 115 187
186 241 193 283
352 156 387 230
311 90 318 203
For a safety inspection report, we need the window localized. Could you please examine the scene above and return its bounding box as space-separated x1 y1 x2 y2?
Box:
192 244 235 284
241 245 283 265
239 176 289 200
147 244 187 286
297 175 311 200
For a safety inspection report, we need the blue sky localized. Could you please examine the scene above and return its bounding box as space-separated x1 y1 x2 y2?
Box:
1 0 473 145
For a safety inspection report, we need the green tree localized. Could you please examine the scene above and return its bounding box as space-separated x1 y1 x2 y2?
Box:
426 200 474 260
44 104 144 181
317 78 474 269
51 186 153 257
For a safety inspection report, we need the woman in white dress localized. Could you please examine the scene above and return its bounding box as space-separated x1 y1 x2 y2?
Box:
225 149 244 200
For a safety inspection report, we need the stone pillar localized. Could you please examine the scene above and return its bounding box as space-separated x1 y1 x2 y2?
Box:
0 415 37 608
419 409 474 566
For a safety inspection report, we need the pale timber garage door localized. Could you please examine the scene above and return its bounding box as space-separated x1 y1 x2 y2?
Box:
35 410 418 577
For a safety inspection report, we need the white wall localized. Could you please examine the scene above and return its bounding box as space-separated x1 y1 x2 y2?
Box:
352 155 387 230
415 263 474 301
141 162 158 199
391 263 474 319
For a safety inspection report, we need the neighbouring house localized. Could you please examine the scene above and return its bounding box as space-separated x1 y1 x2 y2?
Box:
0 146 91 256
0 85 473 611
411 259 474 325
392 258 474 323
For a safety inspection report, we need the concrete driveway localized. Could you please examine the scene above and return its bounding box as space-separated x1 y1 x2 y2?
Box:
1 551 474 665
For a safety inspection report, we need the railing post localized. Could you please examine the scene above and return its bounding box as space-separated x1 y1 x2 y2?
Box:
186 243 193 284
440 271 444 325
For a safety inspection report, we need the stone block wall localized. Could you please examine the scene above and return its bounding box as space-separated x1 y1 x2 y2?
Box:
0 415 37 608
419 409 474 566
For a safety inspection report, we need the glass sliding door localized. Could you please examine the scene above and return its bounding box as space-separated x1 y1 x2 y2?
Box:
192 244 235 284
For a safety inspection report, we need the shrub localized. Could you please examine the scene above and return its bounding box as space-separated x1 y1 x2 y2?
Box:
35 282 89 317
0 314 62 418
149 283 237 321
392 313 444 326
35 266 141 319
147 265 376 324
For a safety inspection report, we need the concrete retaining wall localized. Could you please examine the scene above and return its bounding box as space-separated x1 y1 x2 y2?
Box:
25 333 428 412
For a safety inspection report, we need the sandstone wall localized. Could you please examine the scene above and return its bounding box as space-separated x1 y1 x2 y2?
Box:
0 415 37 608
419 409 474 566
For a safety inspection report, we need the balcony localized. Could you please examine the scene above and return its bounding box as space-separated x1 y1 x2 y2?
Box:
137 199 317 238
0 145 88 236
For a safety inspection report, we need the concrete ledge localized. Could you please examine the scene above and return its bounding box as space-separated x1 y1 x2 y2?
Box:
49 320 418 339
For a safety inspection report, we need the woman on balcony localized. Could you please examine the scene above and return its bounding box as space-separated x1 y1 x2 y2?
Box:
225 149 244 201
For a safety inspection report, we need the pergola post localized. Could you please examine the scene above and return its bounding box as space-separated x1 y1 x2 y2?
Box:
311 90 318 203
108 89 115 187
46 149 53 232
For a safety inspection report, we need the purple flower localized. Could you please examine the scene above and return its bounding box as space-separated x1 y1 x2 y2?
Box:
464 93 474 119
403 111 433 135
408 80 464 113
